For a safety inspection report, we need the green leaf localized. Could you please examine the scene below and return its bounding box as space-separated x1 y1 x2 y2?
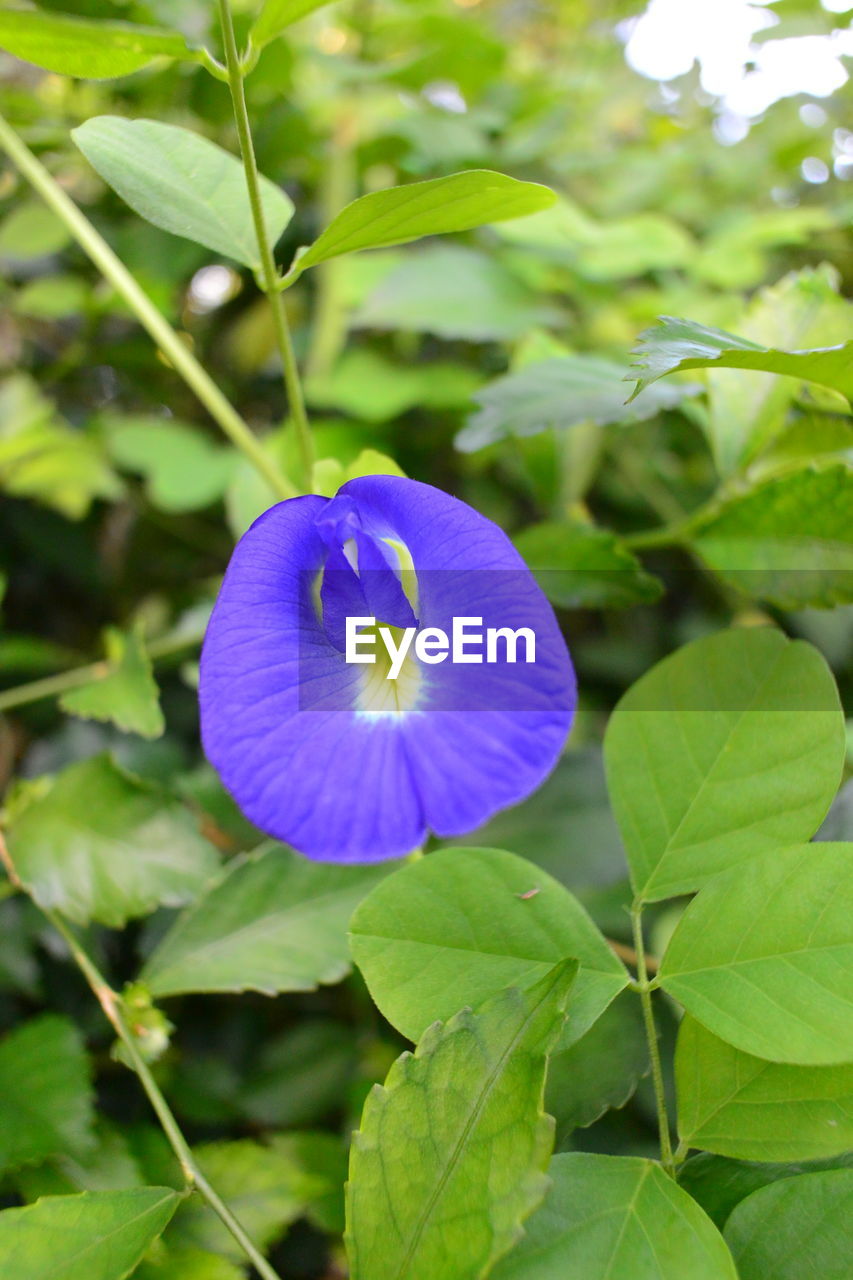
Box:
0 202 70 260
546 991 649 1140
676 1016 853 1161
60 627 164 739
287 170 555 279
0 1187 181 1280
346 962 576 1280
5 754 220 927
305 349 482 423
135 1246 244 1280
349 847 628 1050
354 245 559 342
490 1152 737 1280
103 416 236 513
0 11 201 80
172 1138 322 1260
678 1151 853 1231
659 843 853 1066
725 1170 853 1280
630 315 853 405
0 374 123 520
72 118 294 270
142 842 391 998
456 356 692 452
689 463 853 609
0 1016 94 1175
495 198 695 280
604 628 844 902
251 0 336 48
513 522 664 609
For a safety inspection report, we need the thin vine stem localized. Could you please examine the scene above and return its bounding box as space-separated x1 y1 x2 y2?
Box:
0 624 207 715
630 901 676 1176
0 835 283 1280
0 111 295 502
217 0 314 491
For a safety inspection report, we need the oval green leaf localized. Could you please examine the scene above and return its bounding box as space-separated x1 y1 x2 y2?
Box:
72 118 294 270
142 843 392 998
660 843 853 1065
725 1170 853 1280
0 1187 181 1279
676 1015 853 1161
490 1152 737 1280
604 628 845 902
349 847 628 1049
288 171 555 278
0 11 201 80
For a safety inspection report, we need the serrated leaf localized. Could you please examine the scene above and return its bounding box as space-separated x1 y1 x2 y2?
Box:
546 991 648 1140
604 629 845 902
0 11 200 80
725 1170 853 1280
349 847 628 1050
60 627 164 739
513 522 664 609
676 1016 853 1161
456 356 692 452
250 0 336 48
103 416 236 513
689 463 853 608
5 754 220 927
142 842 391 997
172 1138 323 1260
490 1152 737 1280
0 1016 94 1175
630 315 853 404
286 170 554 280
0 1187 181 1280
660 843 853 1065
346 961 576 1280
72 118 294 270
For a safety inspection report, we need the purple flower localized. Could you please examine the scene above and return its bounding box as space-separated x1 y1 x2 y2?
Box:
200 476 575 862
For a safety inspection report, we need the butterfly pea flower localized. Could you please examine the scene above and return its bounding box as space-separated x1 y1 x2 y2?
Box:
200 475 575 862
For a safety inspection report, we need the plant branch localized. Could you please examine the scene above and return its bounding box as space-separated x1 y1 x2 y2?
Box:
630 901 675 1175
217 0 314 490
0 111 295 502
0 835 283 1280
0 623 207 715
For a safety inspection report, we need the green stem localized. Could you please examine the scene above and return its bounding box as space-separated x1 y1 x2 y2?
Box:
0 624 206 715
0 844 284 1280
623 522 689 551
217 0 314 490
631 901 675 1175
0 112 294 502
